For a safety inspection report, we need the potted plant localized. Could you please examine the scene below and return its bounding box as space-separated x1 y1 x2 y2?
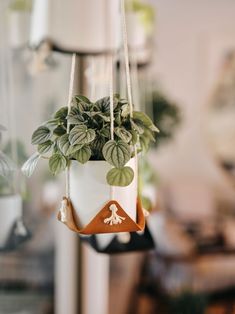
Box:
126 0 155 63
0 125 24 248
22 94 158 230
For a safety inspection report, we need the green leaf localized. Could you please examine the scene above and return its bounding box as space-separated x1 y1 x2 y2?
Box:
121 104 130 117
53 126 66 136
57 134 70 156
115 111 122 125
133 111 159 132
91 136 105 159
99 128 110 138
143 128 156 142
95 97 111 114
54 107 68 119
21 153 40 177
139 135 150 152
67 107 86 125
97 113 110 122
115 127 132 143
49 153 67 175
66 144 83 156
130 119 144 134
73 96 92 112
106 166 134 186
69 125 96 145
31 126 52 145
102 140 131 168
38 140 53 154
130 130 138 145
44 118 59 130
57 134 83 156
73 146 91 164
74 95 91 104
150 124 160 132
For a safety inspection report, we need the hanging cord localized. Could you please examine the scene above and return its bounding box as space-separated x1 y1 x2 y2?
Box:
120 0 138 195
109 57 115 142
105 0 139 225
109 55 115 201
65 53 76 199
121 0 133 117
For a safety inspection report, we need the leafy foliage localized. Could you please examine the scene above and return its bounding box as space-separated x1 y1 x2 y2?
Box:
0 126 19 195
22 94 158 186
149 91 181 148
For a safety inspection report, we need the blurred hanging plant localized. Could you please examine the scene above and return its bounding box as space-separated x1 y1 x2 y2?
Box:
138 156 158 211
150 91 181 148
22 94 158 187
126 0 155 34
0 139 28 197
138 90 181 211
0 125 17 196
9 0 32 11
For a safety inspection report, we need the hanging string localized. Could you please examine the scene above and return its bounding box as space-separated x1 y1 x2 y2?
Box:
131 52 140 111
120 0 133 117
109 56 115 200
65 53 76 199
109 56 114 141
120 0 138 208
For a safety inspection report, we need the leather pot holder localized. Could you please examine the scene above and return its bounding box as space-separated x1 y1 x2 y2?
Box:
58 196 145 235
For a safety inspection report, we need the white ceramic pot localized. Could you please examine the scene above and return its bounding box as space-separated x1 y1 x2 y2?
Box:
30 0 120 52
0 194 22 248
8 11 30 49
126 12 147 49
70 158 137 246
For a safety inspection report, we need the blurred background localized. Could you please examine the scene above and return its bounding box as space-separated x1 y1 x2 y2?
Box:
1 0 235 313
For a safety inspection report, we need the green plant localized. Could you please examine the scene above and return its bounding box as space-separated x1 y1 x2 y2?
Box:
138 156 158 211
126 0 155 34
0 125 17 196
9 0 32 11
22 94 158 186
149 91 181 148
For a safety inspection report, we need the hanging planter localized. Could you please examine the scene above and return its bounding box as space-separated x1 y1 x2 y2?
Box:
126 0 155 64
8 0 31 49
0 194 22 248
22 93 158 234
22 0 158 235
0 126 29 250
30 0 120 53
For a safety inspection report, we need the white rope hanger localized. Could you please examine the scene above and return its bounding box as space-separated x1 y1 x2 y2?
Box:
60 53 76 223
65 53 76 200
105 0 138 225
120 0 138 193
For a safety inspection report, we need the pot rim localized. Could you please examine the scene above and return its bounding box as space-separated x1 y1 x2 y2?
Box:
71 156 136 164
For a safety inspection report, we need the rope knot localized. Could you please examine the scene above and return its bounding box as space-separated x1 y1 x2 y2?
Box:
59 198 69 223
104 204 126 226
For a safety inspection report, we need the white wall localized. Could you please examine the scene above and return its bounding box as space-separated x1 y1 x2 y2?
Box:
149 0 235 200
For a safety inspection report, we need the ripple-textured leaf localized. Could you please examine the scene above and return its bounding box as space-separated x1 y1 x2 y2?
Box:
106 166 134 186
102 140 131 168
69 125 96 145
73 146 91 164
21 153 40 177
32 126 52 145
49 153 67 175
